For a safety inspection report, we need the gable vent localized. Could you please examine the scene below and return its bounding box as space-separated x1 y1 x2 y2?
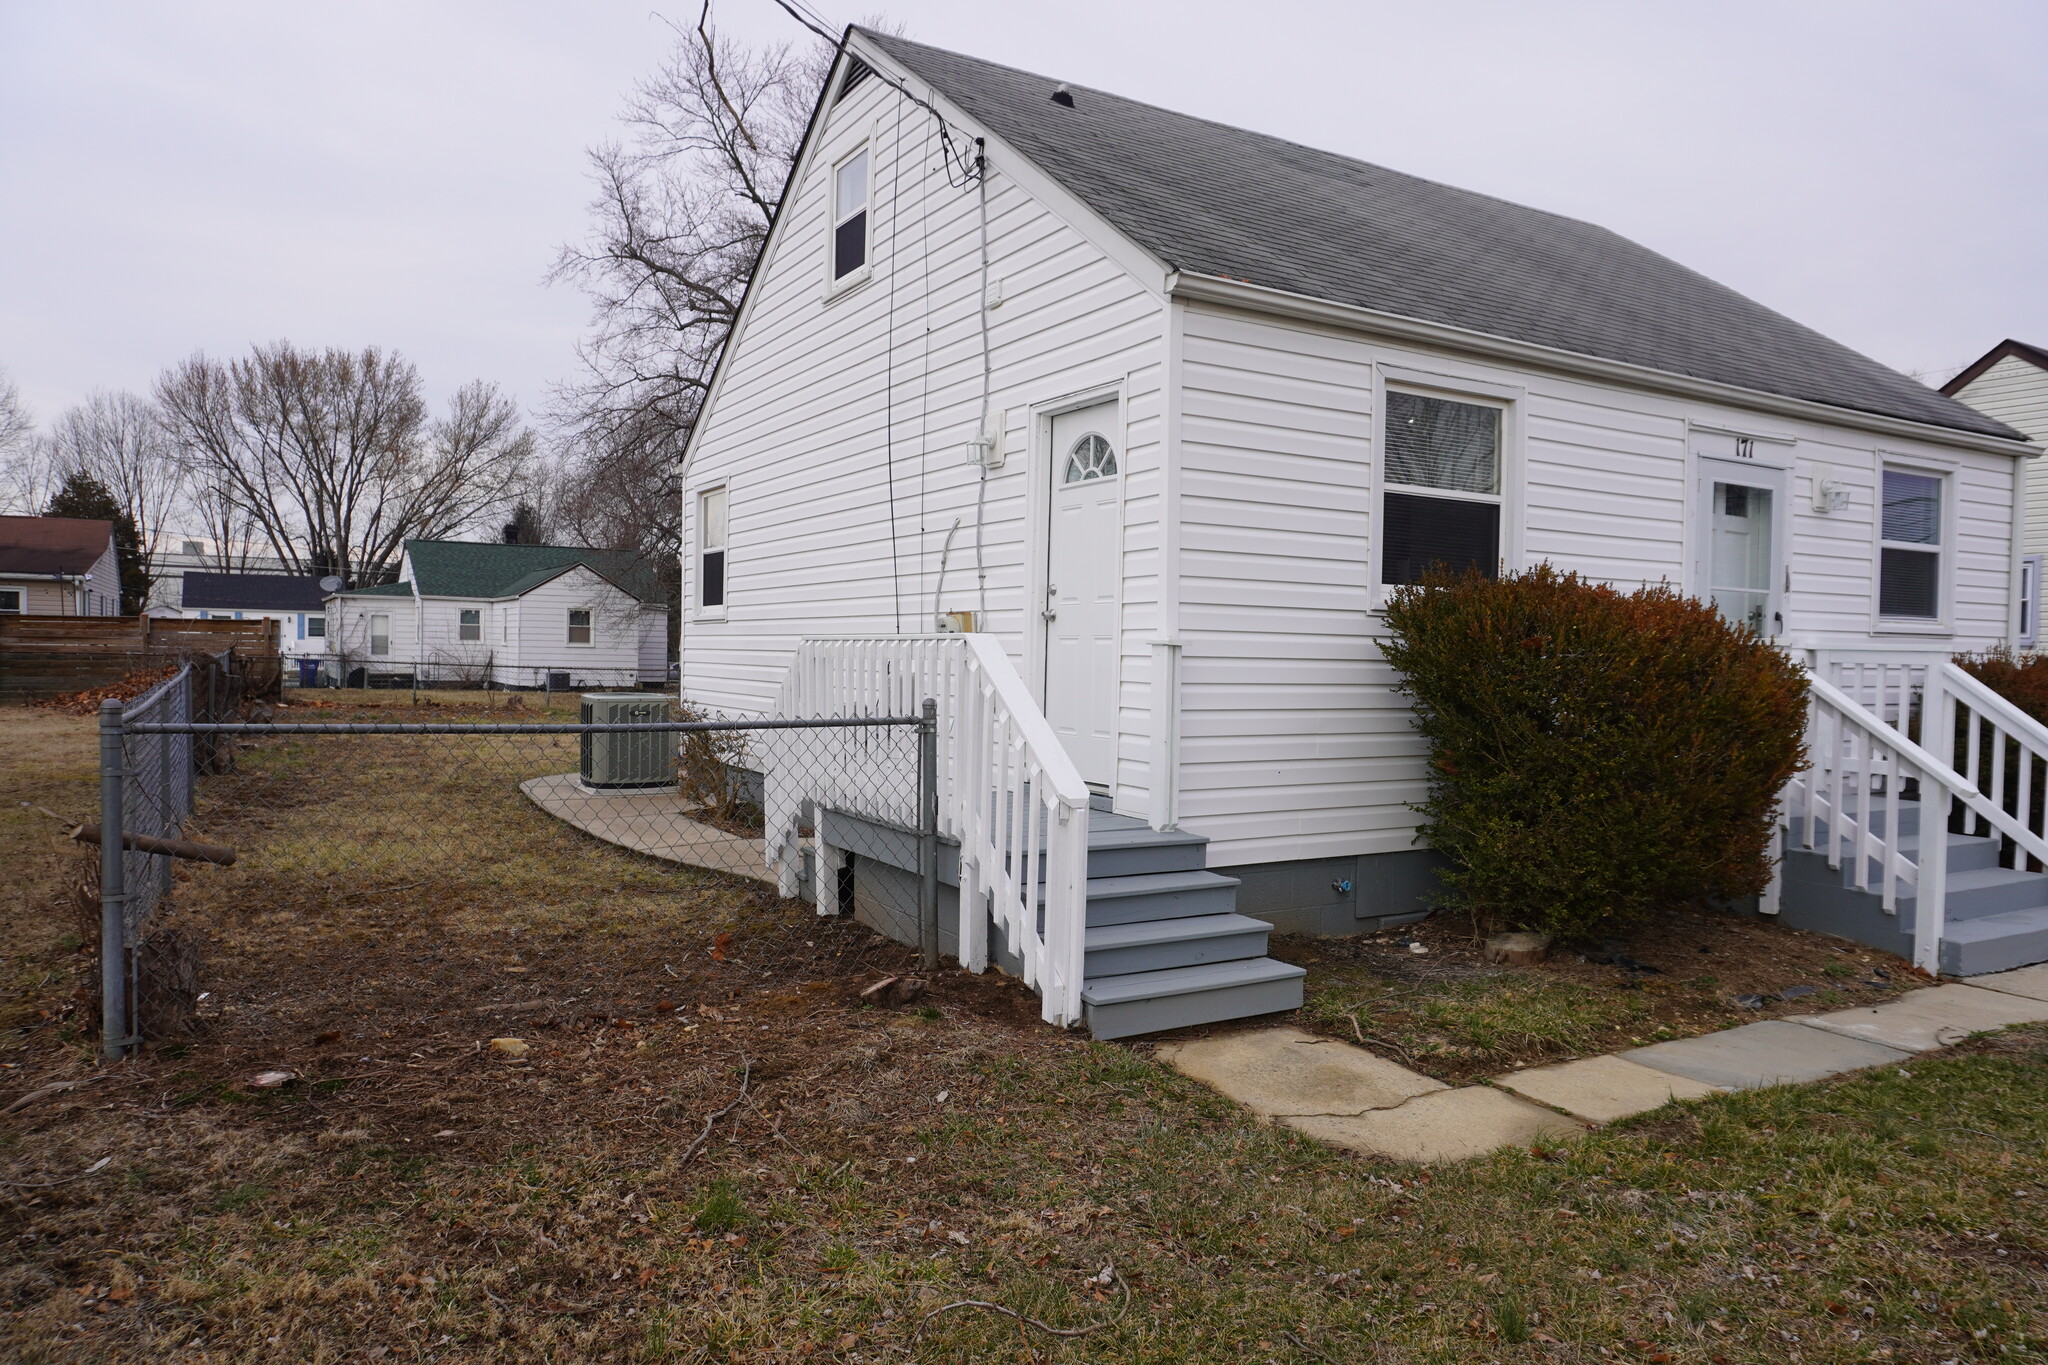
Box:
836 57 875 103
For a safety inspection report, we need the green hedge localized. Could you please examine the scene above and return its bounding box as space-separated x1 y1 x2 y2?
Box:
1381 566 1808 939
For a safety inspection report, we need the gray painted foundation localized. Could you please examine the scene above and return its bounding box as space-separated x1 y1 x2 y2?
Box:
1220 848 1446 935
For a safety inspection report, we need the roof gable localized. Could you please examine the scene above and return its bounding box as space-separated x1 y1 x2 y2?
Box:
0 515 112 576
859 29 2018 443
1941 339 2048 397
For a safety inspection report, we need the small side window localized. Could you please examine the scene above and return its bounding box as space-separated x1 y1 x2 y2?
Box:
370 613 391 656
306 615 326 639
459 608 481 642
2022 555 2042 648
699 486 728 611
832 147 869 280
568 609 593 645
0 588 20 613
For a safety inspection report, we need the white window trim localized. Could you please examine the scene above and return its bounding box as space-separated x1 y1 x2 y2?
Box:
369 612 392 657
458 607 482 642
0 588 20 614
2020 553 2042 650
1871 455 1957 635
567 607 595 648
692 481 730 622
823 129 876 299
1367 365 1524 609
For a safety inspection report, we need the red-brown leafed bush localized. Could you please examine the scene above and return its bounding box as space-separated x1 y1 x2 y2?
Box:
1381 565 1808 939
1954 648 2048 725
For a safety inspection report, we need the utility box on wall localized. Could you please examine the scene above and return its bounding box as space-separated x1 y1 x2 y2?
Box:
580 693 677 791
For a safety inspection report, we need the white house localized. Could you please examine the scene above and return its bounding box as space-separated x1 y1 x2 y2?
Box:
159 572 331 678
678 31 2044 1036
1943 339 2048 646
325 539 668 690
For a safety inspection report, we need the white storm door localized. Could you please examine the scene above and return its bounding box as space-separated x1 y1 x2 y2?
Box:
1698 457 1788 639
1043 401 1122 788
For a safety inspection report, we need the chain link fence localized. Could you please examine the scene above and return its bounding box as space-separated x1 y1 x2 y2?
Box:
92 693 937 1057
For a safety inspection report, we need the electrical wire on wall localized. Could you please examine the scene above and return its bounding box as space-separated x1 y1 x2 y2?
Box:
765 0 994 632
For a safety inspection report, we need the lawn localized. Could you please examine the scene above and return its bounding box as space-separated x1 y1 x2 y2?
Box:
2 693 2045 1363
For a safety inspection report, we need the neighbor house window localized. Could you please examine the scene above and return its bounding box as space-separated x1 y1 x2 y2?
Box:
370 613 391 656
1380 389 1504 586
1879 468 1944 620
832 146 869 280
0 588 20 613
180 540 203 556
306 615 326 639
568 609 592 645
459 608 481 642
698 486 728 610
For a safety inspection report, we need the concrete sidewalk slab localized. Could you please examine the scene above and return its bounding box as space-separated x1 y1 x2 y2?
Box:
1155 1026 1445 1117
1792 984 2048 1053
1495 1055 1726 1124
1285 1088 1584 1163
1969 964 2048 1003
1624 1020 1911 1090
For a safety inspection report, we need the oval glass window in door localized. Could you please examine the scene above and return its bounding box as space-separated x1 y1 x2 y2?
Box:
1062 433 1117 483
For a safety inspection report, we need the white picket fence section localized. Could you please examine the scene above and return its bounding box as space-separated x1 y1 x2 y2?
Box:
766 635 1092 1026
1785 658 2048 972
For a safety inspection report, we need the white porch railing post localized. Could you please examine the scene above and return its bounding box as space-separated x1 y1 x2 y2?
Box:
1913 753 1947 976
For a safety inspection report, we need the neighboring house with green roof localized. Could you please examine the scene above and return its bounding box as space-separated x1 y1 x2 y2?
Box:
322 539 668 688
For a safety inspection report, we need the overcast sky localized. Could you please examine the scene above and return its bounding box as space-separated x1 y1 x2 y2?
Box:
2 0 2042 430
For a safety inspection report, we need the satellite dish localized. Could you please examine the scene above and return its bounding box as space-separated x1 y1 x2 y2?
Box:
318 576 345 594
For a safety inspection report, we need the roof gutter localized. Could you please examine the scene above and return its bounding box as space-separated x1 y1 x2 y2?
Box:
0 571 87 584
1167 271 2041 460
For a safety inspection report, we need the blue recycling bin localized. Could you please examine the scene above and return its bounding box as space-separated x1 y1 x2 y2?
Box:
297 658 320 688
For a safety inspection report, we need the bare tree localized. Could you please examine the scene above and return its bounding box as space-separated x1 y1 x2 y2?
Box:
155 344 536 585
548 7 832 627
37 390 186 600
0 367 49 514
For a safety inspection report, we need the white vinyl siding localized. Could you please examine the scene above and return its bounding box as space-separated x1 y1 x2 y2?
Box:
1947 353 2048 560
680 50 1168 822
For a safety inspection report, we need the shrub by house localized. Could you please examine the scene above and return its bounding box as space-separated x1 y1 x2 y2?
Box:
1381 565 1808 939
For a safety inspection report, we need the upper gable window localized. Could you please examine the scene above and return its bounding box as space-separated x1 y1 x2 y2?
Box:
1380 389 1504 586
832 147 869 281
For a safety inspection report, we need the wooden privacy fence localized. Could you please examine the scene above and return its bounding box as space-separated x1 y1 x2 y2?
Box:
0 616 282 698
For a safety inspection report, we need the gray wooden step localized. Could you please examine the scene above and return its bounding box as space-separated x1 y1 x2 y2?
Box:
1084 913 1272 978
1082 824 1210 879
1942 907 2048 976
1081 870 1241 926
1081 957 1307 1041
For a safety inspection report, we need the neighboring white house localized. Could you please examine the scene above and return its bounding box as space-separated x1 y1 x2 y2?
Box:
156 572 332 674
1943 339 2048 646
324 539 668 689
144 533 290 616
675 31 2045 1034
0 515 122 616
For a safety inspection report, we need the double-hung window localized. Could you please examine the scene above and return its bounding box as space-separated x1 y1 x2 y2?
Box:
698 486 728 611
568 609 593 646
2022 555 2042 649
369 613 391 656
1878 467 1944 620
458 608 481 642
831 146 869 281
306 614 326 639
1380 389 1505 586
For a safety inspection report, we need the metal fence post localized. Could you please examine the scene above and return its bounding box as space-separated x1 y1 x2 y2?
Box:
917 698 939 972
98 699 131 1060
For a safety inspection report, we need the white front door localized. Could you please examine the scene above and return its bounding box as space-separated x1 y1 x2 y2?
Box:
1043 401 1121 788
1697 456 1788 638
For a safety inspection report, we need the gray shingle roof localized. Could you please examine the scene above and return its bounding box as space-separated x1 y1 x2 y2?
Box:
861 30 2020 443
181 572 327 612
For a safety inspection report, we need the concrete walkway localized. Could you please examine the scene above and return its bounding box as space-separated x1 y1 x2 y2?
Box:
1156 965 2048 1163
520 773 770 884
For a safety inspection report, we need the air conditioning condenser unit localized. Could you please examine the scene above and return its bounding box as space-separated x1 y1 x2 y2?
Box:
580 693 677 792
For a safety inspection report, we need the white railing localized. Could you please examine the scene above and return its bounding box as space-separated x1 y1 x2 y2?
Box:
1786 660 2048 973
768 635 1092 1027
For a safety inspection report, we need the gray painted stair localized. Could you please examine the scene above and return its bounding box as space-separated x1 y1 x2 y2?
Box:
1070 809 1305 1041
1776 807 2048 975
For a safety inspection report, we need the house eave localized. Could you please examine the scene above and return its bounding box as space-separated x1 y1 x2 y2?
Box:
1167 271 2043 460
